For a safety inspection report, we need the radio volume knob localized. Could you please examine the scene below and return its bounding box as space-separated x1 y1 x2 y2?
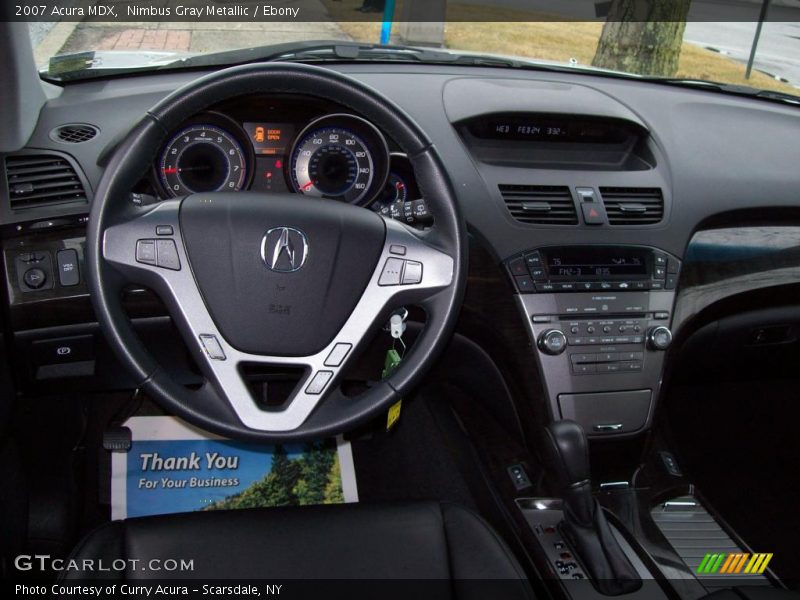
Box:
647 326 673 351
538 329 567 355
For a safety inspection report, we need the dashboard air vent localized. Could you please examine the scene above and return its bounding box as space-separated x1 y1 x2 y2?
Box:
5 154 88 210
51 124 99 144
499 184 578 225
600 187 664 225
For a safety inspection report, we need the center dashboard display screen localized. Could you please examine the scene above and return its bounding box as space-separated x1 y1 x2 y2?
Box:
543 247 649 280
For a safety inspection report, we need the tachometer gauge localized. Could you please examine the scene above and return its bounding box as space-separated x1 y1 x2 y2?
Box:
290 114 389 205
159 124 247 196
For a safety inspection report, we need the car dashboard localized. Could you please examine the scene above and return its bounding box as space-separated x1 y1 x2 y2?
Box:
1 62 800 436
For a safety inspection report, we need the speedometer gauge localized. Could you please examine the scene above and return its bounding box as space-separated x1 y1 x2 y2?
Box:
292 128 373 202
159 124 247 196
289 114 390 205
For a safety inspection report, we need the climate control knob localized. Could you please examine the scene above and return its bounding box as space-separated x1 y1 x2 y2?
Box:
538 329 567 355
647 326 672 351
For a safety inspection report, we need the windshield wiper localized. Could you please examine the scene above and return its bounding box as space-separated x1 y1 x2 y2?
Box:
651 77 800 106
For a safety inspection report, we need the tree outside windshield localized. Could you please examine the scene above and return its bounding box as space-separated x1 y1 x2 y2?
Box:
25 0 800 96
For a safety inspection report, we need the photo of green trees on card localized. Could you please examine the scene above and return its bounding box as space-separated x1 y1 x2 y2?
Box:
204 440 344 510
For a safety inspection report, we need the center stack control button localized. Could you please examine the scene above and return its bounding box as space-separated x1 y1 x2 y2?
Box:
524 252 542 267
508 257 528 277
538 329 567 355
648 326 673 350
23 268 47 289
56 249 80 286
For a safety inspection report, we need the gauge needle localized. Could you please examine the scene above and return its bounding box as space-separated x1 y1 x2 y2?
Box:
301 181 314 191
163 166 212 174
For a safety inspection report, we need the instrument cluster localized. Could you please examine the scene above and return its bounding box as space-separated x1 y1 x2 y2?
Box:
151 108 429 226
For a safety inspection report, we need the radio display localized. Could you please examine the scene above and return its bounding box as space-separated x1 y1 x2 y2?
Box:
543 247 649 280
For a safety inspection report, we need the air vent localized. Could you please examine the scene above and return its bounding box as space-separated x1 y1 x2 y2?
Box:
600 187 664 225
51 124 99 144
5 154 88 210
499 185 578 225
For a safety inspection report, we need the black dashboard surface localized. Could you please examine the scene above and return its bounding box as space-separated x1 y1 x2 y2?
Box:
4 62 800 263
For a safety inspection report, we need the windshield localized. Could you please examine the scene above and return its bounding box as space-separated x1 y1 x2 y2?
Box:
26 0 800 98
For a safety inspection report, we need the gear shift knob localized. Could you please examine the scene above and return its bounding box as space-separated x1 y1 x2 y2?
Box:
543 420 594 526
541 419 642 595
542 419 590 489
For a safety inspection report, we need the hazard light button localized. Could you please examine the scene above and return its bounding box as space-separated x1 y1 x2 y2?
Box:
581 203 605 225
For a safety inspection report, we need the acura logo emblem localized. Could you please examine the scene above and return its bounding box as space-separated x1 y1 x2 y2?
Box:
261 227 309 273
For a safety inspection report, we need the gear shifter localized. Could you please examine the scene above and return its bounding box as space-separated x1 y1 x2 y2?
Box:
542 420 642 595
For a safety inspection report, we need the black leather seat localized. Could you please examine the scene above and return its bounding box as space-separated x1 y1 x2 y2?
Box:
64 501 536 598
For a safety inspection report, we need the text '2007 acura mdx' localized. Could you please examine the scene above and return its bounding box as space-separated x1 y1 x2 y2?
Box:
2 1 800 599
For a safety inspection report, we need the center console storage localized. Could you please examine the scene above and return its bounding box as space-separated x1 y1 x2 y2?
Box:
507 245 680 437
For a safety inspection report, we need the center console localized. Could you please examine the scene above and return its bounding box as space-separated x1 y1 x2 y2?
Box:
507 245 680 437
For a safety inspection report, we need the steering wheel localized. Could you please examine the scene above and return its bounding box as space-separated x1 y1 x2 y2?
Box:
86 63 467 441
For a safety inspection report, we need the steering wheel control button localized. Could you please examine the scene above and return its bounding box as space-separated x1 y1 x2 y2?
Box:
379 257 405 285
135 240 157 265
56 249 80 287
156 225 174 236
23 268 47 289
305 370 333 395
389 245 407 256
324 343 352 367
402 261 423 285
199 334 226 360
156 239 181 270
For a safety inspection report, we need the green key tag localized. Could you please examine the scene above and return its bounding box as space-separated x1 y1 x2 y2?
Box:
382 348 403 379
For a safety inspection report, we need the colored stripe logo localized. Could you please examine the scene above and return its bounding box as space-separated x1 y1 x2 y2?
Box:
697 553 773 575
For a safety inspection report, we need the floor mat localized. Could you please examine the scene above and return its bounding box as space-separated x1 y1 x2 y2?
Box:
111 416 357 519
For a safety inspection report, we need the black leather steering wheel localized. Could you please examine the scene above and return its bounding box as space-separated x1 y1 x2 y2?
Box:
87 63 467 441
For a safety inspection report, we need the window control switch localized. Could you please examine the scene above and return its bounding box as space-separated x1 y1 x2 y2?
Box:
507 463 533 491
